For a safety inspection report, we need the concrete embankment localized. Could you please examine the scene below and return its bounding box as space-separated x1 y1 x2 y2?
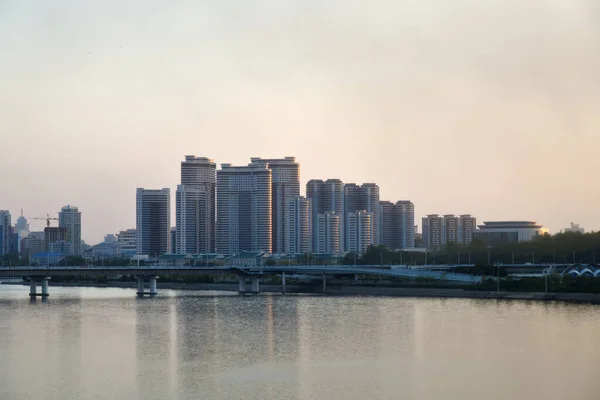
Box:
6 281 600 303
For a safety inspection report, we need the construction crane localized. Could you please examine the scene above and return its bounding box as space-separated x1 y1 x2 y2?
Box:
30 214 59 228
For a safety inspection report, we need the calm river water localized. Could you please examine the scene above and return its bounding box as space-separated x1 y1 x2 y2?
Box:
1 285 599 400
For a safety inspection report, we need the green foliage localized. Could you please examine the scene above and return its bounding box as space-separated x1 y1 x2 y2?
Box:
348 231 600 267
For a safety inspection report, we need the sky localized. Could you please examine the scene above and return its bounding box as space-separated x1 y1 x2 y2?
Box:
1 0 599 244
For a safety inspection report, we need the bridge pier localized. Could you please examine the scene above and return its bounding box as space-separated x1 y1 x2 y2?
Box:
322 273 327 294
29 278 50 298
251 277 260 294
137 278 144 296
136 276 158 297
41 279 49 297
149 277 157 296
282 272 286 294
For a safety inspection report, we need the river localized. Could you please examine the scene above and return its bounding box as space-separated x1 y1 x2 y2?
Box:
0 285 599 399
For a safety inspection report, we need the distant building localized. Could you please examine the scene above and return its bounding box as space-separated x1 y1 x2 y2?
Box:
422 214 476 249
49 240 73 255
15 210 29 234
0 210 11 256
136 188 171 257
564 223 584 234
91 240 119 261
344 183 380 249
31 252 65 266
249 157 300 254
217 163 272 254
170 227 177 254
347 210 372 253
473 221 548 245
286 196 311 254
20 234 44 257
176 156 216 254
316 212 340 254
379 200 415 250
117 229 137 258
306 179 344 251
59 205 82 255
104 234 117 244
44 227 67 252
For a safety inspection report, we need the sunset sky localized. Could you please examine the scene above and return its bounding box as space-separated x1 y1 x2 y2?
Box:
1 0 599 244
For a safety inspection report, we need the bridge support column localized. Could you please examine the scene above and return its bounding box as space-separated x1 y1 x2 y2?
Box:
41 278 49 297
29 280 37 297
281 272 286 294
238 276 246 293
322 273 327 294
136 277 145 296
149 277 157 296
251 277 260 294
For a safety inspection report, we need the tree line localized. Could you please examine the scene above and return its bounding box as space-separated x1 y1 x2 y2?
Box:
343 231 600 266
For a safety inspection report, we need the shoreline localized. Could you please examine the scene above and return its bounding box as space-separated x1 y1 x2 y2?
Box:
4 281 600 303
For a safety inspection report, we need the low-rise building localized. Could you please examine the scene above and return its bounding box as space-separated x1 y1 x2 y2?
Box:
473 221 548 246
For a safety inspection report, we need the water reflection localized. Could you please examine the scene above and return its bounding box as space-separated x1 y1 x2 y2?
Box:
1 286 600 400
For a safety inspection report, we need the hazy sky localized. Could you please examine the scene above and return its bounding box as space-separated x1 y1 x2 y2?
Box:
1 1 599 244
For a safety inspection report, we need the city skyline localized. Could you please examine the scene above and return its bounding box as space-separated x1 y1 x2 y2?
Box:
0 152 584 246
2 1 599 243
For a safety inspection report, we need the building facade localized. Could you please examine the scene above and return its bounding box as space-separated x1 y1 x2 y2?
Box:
423 214 476 249
216 163 272 254
117 229 137 258
286 196 311 254
306 178 344 252
347 210 372 253
473 221 548 245
379 200 415 250
316 212 340 254
44 227 67 252
0 211 11 256
20 234 44 257
249 157 299 254
458 215 476 245
344 183 379 250
176 156 216 254
15 211 29 234
59 205 82 255
136 188 171 257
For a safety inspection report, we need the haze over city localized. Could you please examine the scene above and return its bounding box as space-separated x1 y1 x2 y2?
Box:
1 0 599 243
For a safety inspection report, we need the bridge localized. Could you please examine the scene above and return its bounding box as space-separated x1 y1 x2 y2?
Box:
0 265 482 297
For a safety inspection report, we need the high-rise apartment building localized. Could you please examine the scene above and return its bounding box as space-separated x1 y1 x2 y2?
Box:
458 215 476 245
316 212 340 254
59 205 82 255
0 211 11 256
176 156 216 254
286 196 311 254
216 163 272 254
347 210 372 253
380 200 415 250
422 214 443 249
249 157 299 254
442 214 459 244
136 188 171 257
344 183 380 250
422 214 476 249
306 178 344 251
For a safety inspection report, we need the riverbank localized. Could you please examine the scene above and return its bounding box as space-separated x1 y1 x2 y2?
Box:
5 281 600 303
